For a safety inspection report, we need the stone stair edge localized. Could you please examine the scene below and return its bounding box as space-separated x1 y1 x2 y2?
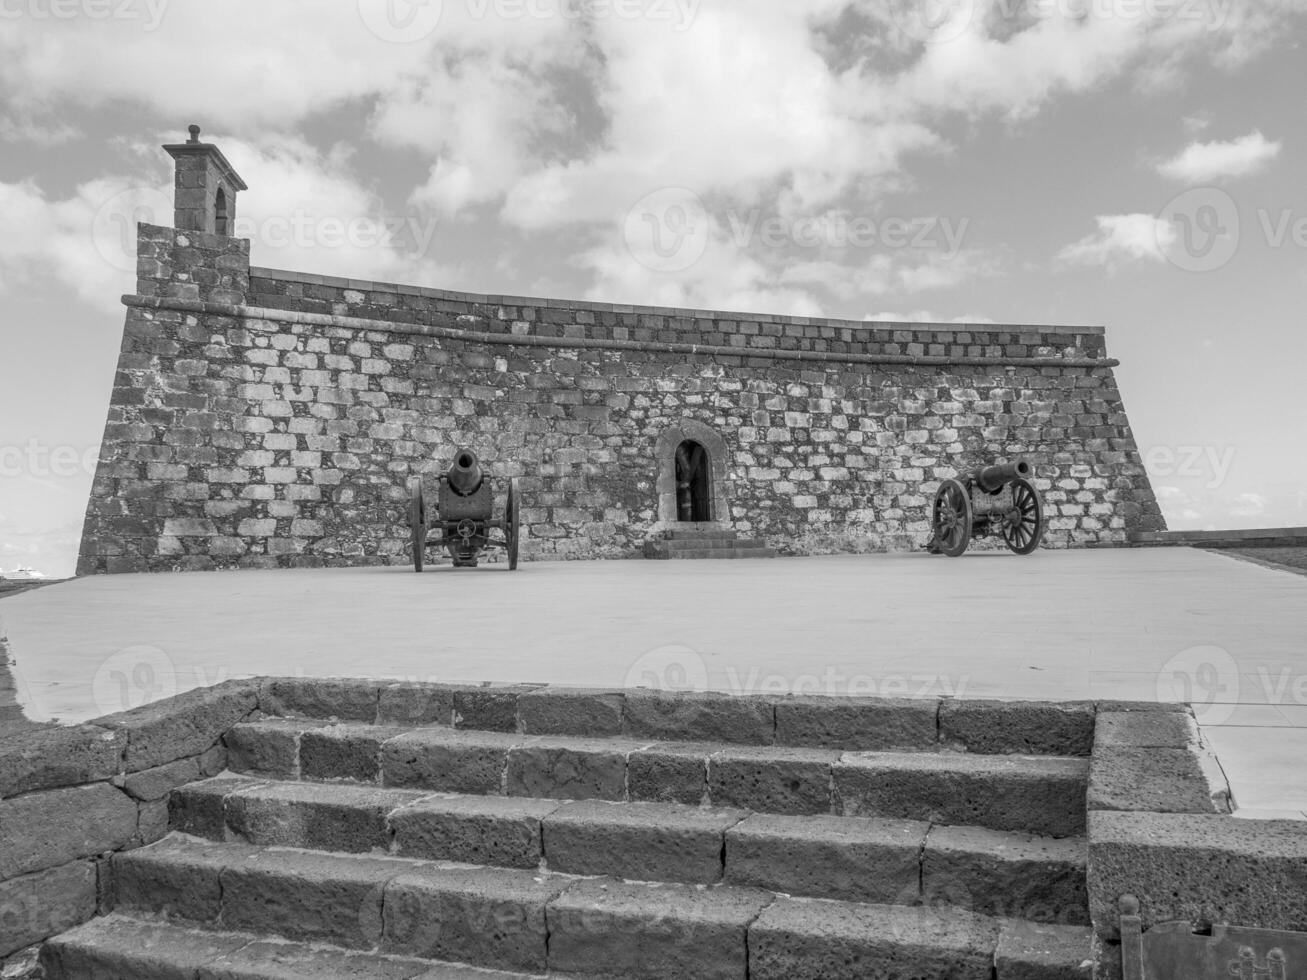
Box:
216 721 1090 837
245 675 1191 756
169 772 1088 919
102 837 1094 979
39 911 537 980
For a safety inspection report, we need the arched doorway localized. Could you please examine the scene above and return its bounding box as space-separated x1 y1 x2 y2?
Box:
674 440 712 522
654 420 730 526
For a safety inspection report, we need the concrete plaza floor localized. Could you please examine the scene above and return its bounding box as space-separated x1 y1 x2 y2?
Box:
2 547 1304 817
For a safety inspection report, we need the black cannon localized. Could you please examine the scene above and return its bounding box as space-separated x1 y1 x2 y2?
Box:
928 460 1044 557
407 448 519 571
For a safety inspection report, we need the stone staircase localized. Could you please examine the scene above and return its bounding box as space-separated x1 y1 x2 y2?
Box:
643 526 777 559
42 689 1094 979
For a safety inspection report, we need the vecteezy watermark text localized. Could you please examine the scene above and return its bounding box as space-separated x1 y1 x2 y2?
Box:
0 0 169 29
1142 445 1235 490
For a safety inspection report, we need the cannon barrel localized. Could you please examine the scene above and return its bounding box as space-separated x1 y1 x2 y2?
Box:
971 459 1033 493
446 448 484 496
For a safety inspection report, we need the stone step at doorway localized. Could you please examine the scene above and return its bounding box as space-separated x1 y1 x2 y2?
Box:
643 525 777 559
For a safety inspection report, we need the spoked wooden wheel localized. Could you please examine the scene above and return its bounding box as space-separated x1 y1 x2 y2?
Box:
1001 477 1044 555
506 478 520 571
409 481 427 572
932 478 973 558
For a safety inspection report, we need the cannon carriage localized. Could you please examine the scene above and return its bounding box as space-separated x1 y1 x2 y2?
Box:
408 448 520 571
928 460 1044 557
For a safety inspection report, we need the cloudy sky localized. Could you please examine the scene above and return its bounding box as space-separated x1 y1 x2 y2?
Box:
1 0 1304 576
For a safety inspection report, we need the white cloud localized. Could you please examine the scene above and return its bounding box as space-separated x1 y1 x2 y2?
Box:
1157 131 1282 183
1057 214 1174 268
1230 492 1269 518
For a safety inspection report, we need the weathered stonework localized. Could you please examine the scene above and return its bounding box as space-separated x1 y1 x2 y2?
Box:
76 219 1165 572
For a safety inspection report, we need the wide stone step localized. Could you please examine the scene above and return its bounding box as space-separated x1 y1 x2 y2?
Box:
170 775 1086 921
106 835 1091 979
253 679 1097 756
40 912 540 979
223 720 1087 835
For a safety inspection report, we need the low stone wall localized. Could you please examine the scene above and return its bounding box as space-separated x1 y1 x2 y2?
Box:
1079 705 1307 979
0 679 259 961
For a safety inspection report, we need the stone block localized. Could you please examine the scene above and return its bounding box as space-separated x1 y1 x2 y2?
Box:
452 684 543 732
923 825 1088 925
135 798 171 846
224 718 327 777
995 920 1094 980
940 700 1095 756
380 729 525 794
168 773 267 840
39 914 250 980
0 724 125 800
725 812 925 904
1093 711 1198 749
547 878 771 980
120 755 201 801
544 800 744 883
518 687 624 736
259 676 381 722
300 724 402 781
0 860 97 958
377 682 457 726
748 896 1001 980
627 742 713 805
391 794 561 869
1087 746 1224 813
0 783 138 879
221 848 412 948
622 689 774 745
96 679 260 772
774 696 939 751
225 781 424 852
113 835 262 922
1087 811 1307 941
709 746 839 815
505 737 640 801
834 751 1088 838
382 866 568 971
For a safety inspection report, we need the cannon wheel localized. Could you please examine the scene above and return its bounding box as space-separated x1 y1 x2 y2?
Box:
506 478 520 571
932 479 973 557
409 480 427 572
1001 477 1044 555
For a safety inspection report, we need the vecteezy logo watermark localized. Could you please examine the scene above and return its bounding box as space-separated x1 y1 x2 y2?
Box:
1155 644 1239 726
1157 186 1240 273
1142 445 1236 490
624 187 711 274
624 643 710 691
91 185 174 274
0 0 170 30
91 644 179 715
892 0 976 43
357 0 444 42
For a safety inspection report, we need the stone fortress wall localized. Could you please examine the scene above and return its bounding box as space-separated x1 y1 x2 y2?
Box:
75 132 1166 573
